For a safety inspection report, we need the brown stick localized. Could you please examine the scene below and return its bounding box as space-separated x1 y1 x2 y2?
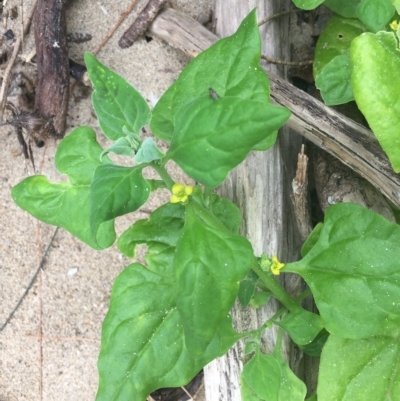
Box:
34 0 70 137
148 8 400 208
119 0 167 48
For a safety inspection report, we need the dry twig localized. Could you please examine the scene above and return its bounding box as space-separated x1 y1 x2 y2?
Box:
119 0 167 48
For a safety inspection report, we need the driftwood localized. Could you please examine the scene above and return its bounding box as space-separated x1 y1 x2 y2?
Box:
149 7 400 209
34 0 71 138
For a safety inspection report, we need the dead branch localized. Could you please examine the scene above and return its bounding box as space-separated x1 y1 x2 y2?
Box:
34 0 71 138
149 8 400 208
119 0 167 48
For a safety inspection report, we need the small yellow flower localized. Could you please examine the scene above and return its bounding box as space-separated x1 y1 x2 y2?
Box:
170 183 193 203
390 20 399 31
271 255 285 275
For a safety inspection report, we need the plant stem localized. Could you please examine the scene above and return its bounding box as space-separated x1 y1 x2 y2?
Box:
252 260 298 311
150 162 175 190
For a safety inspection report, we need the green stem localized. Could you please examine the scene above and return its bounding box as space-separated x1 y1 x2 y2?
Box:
252 260 298 311
150 163 175 190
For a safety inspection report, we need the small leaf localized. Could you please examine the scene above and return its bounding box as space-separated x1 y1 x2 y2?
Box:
100 136 137 159
134 138 165 163
248 291 272 308
356 0 395 33
209 194 242 235
315 55 354 105
174 202 253 357
85 52 151 140
12 127 115 250
96 262 242 401
314 16 365 79
274 307 324 346
241 349 307 401
301 223 323 258
318 335 400 401
239 269 260 307
117 202 185 258
90 165 151 241
302 329 329 357
291 0 324 10
351 31 400 172
324 0 361 18
285 203 400 339
166 96 290 187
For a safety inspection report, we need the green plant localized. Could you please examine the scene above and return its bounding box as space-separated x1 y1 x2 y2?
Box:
295 0 400 173
11 9 400 401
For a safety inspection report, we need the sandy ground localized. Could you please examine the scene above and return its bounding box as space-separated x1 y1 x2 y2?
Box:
0 0 211 400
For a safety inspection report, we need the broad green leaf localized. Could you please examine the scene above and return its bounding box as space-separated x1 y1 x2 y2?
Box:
324 0 361 18
85 52 151 141
291 0 324 10
274 307 324 346
166 96 290 187
150 9 272 143
315 55 354 105
356 0 395 33
90 165 151 241
284 203 400 339
241 349 307 401
318 335 400 401
351 31 400 172
174 202 253 357
117 202 185 258
12 128 115 250
314 16 364 79
134 138 165 163
55 126 112 185
97 262 242 401
239 269 260 307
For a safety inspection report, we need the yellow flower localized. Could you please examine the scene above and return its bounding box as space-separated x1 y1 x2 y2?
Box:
390 20 399 31
271 255 285 275
170 183 193 203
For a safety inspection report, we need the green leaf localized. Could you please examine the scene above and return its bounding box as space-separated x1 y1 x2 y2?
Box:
134 138 165 163
318 335 400 401
351 31 400 172
302 329 329 357
274 307 324 346
90 165 151 241
166 96 290 187
356 0 395 33
313 16 365 79
301 223 323 258
11 127 115 249
85 52 151 141
96 262 242 401
209 194 242 235
324 0 361 18
393 0 400 14
291 0 324 10
285 203 400 339
100 136 137 158
248 291 272 308
315 55 354 105
241 349 307 401
239 269 260 307
150 9 272 144
174 202 253 357
305 394 318 401
117 202 185 258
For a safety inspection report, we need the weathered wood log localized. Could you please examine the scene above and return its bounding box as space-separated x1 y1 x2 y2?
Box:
149 7 400 209
34 0 70 138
